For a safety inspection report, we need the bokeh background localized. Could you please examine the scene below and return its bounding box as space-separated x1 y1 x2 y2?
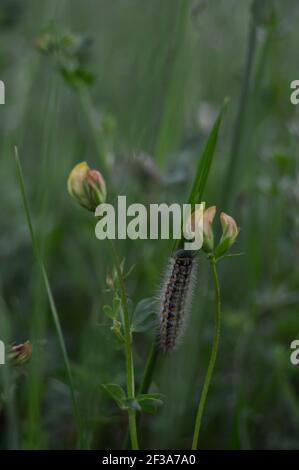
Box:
1 0 299 450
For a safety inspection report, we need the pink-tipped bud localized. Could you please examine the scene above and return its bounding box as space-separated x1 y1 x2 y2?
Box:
220 212 239 242
215 212 239 257
9 341 32 365
67 162 106 211
203 206 216 253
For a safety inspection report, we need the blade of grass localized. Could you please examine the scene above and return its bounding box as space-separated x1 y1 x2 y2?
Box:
221 8 257 211
138 344 159 396
78 86 109 174
25 70 60 451
173 102 226 251
0 299 18 449
155 0 190 167
13 146 85 449
188 105 226 207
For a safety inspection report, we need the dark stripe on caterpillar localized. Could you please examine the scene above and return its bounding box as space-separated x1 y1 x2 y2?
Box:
157 249 197 352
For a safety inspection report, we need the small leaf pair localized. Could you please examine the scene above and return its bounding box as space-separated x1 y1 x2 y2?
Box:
102 383 163 414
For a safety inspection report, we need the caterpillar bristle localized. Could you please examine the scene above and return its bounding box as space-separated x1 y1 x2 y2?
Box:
157 249 197 352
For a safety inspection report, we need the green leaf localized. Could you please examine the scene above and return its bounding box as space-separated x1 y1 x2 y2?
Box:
173 102 226 251
124 263 136 280
103 295 123 322
103 304 114 319
113 296 121 315
60 66 94 89
101 383 127 410
131 298 156 333
214 237 231 259
136 393 164 414
110 318 124 343
188 106 225 207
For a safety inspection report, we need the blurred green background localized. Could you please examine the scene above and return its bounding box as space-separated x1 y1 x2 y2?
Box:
0 0 299 450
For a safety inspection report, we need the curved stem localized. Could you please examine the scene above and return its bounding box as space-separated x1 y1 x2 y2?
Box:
109 241 139 450
191 257 221 450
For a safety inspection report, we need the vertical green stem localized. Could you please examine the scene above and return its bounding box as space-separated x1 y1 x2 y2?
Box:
109 241 139 450
155 0 190 167
123 344 159 449
78 86 109 174
222 14 257 211
191 257 221 450
138 344 159 395
0 306 18 449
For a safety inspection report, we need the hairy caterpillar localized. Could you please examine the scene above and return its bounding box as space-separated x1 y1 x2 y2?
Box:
157 249 197 352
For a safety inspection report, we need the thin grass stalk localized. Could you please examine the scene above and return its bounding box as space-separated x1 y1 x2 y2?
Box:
191 256 221 449
1 358 18 449
109 241 139 450
221 14 257 211
0 302 18 449
78 86 109 174
26 74 60 450
155 0 190 167
14 147 85 449
138 344 159 395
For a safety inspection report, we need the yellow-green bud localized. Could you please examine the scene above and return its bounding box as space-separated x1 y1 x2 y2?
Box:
67 162 106 211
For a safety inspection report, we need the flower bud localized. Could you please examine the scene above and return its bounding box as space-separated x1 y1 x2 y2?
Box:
220 212 239 242
202 206 216 253
67 162 106 211
215 212 239 257
183 203 205 251
9 341 32 365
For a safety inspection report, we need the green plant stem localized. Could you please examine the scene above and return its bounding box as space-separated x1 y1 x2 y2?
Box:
0 304 18 449
123 343 159 449
139 344 159 395
14 147 85 449
109 241 139 450
191 257 221 450
222 14 257 211
78 86 109 174
155 0 190 167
